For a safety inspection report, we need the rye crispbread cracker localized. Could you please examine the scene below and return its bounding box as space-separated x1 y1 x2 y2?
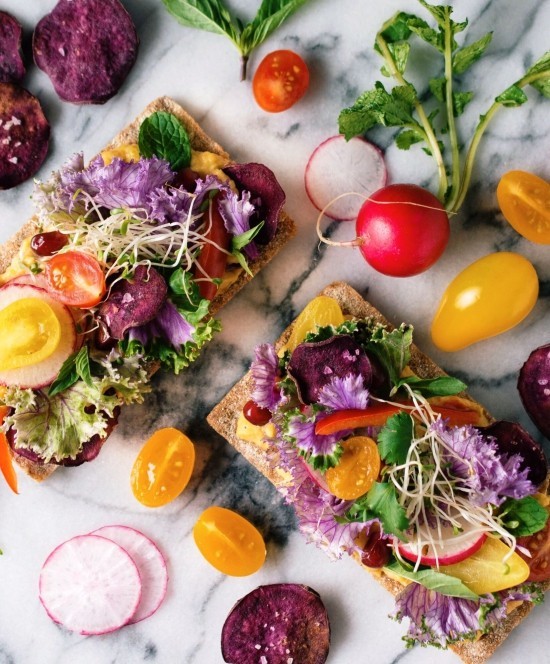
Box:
1 96 295 481
207 281 548 664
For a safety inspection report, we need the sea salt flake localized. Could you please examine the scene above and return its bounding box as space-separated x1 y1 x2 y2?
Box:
8 157 18 164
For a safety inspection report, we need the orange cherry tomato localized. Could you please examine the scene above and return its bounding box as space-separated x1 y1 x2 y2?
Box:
497 170 550 244
253 50 310 113
193 506 266 576
131 427 195 507
325 436 380 500
194 199 230 301
44 251 106 308
0 406 18 494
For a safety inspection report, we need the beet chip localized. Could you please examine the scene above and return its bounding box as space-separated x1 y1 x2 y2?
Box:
98 266 167 340
0 11 25 83
0 83 50 189
518 343 550 441
33 0 139 104
221 584 330 664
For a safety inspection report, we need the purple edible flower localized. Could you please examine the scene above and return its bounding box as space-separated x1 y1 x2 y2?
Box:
217 189 259 260
317 373 370 411
285 413 343 460
147 185 197 224
251 343 285 410
433 421 536 506
129 299 195 349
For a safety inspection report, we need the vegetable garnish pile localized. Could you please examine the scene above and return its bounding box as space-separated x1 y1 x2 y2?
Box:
0 109 285 471
241 296 550 649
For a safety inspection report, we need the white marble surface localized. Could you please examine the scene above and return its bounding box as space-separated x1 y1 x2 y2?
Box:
1 0 550 662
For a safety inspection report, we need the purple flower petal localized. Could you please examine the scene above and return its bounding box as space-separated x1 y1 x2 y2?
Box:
217 189 260 260
129 299 195 349
251 343 284 410
317 373 370 411
285 413 343 459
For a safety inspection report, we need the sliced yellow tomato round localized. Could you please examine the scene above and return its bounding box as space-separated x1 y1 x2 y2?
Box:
439 537 530 595
193 506 266 576
131 427 195 507
325 436 381 500
431 252 538 352
497 170 550 243
0 297 61 371
286 295 345 351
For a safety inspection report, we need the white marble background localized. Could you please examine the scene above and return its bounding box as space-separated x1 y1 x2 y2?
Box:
1 0 550 662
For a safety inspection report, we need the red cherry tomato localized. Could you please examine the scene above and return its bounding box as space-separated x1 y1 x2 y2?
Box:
44 251 106 308
253 50 310 113
356 184 449 277
243 400 271 426
194 199 230 301
517 508 550 582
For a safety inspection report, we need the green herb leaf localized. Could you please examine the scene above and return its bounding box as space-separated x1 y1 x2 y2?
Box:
377 11 414 45
240 0 313 55
48 346 93 398
347 482 409 540
232 221 264 252
452 32 493 74
453 90 474 116
138 111 192 170
386 42 411 75
161 0 240 40
365 323 413 387
407 16 442 52
495 85 528 107
429 76 446 102
500 496 549 537
385 560 479 599
378 412 413 465
526 51 550 98
394 374 467 398
168 269 212 325
395 128 424 150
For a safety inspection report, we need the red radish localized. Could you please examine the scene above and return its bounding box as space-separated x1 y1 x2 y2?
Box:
39 534 142 635
305 135 387 221
300 456 331 493
91 525 168 623
398 519 487 567
0 283 76 388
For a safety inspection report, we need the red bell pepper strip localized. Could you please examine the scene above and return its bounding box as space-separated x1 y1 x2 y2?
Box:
194 197 231 301
0 406 18 494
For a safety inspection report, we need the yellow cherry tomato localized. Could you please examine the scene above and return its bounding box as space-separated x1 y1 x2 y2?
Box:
497 170 550 244
325 436 381 500
131 427 195 507
193 506 266 576
0 298 61 370
431 252 538 352
440 537 530 595
286 295 345 351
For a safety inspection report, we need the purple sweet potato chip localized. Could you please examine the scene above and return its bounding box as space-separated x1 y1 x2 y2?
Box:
0 83 50 189
518 343 550 441
288 335 373 404
98 266 167 340
479 420 548 487
221 584 330 664
224 162 285 242
33 0 139 104
0 11 25 83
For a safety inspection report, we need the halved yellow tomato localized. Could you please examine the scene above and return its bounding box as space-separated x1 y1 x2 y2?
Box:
131 427 195 507
325 436 380 500
286 295 344 351
497 170 550 244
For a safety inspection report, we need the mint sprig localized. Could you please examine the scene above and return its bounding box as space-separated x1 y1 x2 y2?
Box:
138 112 191 171
162 0 316 80
339 0 550 212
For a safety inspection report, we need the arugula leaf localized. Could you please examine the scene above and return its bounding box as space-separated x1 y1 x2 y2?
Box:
365 323 413 387
500 496 549 537
393 374 467 398
48 347 94 398
163 0 316 79
378 412 413 465
347 482 409 540
138 111 192 170
385 560 479 599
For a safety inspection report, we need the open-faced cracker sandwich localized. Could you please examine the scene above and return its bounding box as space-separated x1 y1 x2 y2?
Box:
208 281 550 663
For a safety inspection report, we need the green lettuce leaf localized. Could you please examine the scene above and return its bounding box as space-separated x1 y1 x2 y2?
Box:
385 560 479 599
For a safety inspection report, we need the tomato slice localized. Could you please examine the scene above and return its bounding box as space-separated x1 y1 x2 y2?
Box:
253 50 310 113
325 436 380 500
194 199 230 301
497 170 550 244
517 507 550 582
193 506 266 576
131 427 195 507
0 406 17 494
44 251 106 308
285 295 345 351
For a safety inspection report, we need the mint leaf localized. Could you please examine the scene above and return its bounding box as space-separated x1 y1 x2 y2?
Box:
240 0 313 54
452 33 493 74
377 11 414 44
347 482 409 540
500 496 549 537
394 375 467 398
378 412 413 465
407 16 442 52
365 323 413 387
495 85 528 107
138 111 192 170
385 560 479 599
48 347 93 398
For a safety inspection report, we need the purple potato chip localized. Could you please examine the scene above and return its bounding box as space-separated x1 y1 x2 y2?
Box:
98 266 167 340
221 584 330 664
479 420 548 487
0 83 50 189
33 0 138 104
0 11 25 83
224 162 285 242
518 344 550 442
288 335 373 404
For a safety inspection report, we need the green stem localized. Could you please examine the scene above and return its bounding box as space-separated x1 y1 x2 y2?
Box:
452 70 550 213
443 15 461 212
376 33 449 202
240 53 249 81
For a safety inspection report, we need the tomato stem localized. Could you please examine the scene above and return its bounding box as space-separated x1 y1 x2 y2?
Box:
240 54 249 81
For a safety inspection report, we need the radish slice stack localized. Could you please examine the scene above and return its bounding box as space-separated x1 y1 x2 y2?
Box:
39 526 168 635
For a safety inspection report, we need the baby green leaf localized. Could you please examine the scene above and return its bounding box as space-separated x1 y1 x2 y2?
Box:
378 412 413 465
385 561 479 599
500 496 549 537
394 375 467 398
395 128 424 150
365 482 410 539
365 323 413 387
162 0 239 41
452 32 493 74
387 42 411 75
407 16 441 51
378 11 414 45
495 85 529 107
138 111 192 171
241 0 312 54
48 347 94 398
453 90 474 116
526 51 550 98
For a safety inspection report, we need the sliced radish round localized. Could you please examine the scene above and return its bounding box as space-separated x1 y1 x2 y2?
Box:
39 534 142 635
0 283 76 388
305 135 387 221
398 519 488 567
91 525 168 623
